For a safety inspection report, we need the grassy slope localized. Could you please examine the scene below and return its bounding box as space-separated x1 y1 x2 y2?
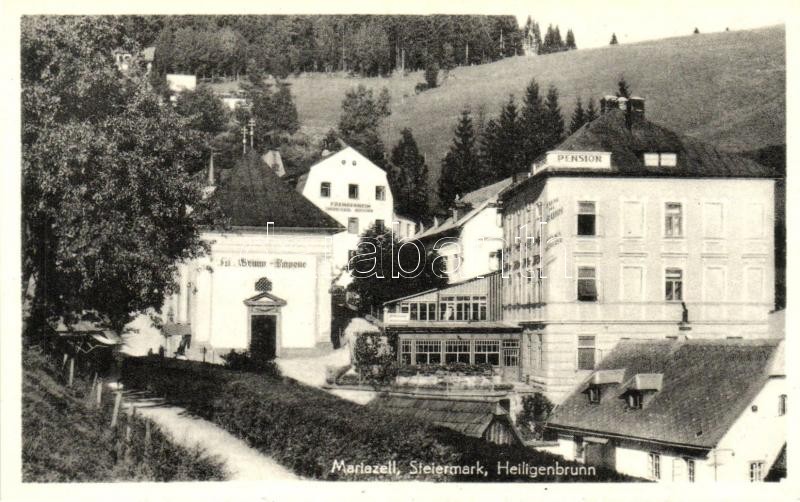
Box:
22 349 226 482
218 25 784 196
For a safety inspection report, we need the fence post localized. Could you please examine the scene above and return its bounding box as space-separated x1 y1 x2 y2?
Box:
96 378 103 407
110 391 122 428
67 356 75 387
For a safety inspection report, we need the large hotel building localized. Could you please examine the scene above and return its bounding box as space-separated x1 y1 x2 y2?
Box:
384 96 779 403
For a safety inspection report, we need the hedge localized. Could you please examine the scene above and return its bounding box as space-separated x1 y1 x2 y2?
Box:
121 356 639 482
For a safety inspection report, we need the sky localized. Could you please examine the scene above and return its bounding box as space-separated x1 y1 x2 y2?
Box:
509 0 791 48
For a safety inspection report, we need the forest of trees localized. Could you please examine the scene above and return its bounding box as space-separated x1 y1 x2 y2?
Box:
523 16 578 54
134 15 526 79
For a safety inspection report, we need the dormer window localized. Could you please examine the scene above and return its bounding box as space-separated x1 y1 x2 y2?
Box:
644 153 677 167
627 391 643 409
588 386 601 404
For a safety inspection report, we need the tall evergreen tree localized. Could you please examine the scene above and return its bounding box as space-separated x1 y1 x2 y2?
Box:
519 79 547 167
438 109 480 209
477 117 500 182
569 97 586 134
565 29 577 50
389 128 429 222
585 98 599 123
542 85 565 150
553 25 564 50
610 33 619 45
493 95 524 179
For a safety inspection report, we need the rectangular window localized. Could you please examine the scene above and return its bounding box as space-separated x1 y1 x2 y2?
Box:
536 334 544 370
703 202 724 238
660 153 677 167
400 340 412 365
474 340 500 365
665 268 683 301
685 458 695 482
644 153 660 167
588 386 601 404
348 183 359 199
439 295 486 321
574 437 585 462
347 217 359 234
415 340 441 365
320 182 331 198
445 340 470 364
577 335 596 370
649 453 661 480
577 267 598 302
665 202 683 237
375 185 386 201
577 201 596 236
375 219 385 233
627 392 643 409
409 303 418 320
704 267 725 302
502 340 520 367
779 394 787 416
749 461 764 482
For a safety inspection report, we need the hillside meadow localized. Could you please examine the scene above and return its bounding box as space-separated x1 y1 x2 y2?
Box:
213 25 784 200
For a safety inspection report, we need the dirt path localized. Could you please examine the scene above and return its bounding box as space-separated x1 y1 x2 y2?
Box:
276 349 377 405
125 399 299 481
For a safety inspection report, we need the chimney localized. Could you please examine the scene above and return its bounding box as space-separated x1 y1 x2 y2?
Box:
602 95 618 114
629 96 645 124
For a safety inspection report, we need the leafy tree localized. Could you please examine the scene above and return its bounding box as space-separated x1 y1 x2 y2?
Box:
617 77 631 99
22 16 212 335
424 60 440 89
338 84 391 168
610 33 619 45
174 85 229 135
238 78 300 151
569 96 586 134
348 224 447 315
542 85 565 150
585 97 599 123
438 109 481 209
389 128 430 222
321 128 341 152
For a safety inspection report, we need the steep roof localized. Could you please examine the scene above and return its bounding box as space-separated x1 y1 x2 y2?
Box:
502 109 776 201
370 394 522 444
213 152 343 231
414 178 510 241
547 338 784 450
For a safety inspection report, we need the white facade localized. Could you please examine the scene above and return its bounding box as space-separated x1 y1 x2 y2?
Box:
166 74 197 93
540 376 786 482
502 175 776 402
300 147 394 271
163 228 334 361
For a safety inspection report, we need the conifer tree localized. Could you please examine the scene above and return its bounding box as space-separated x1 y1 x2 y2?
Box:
542 85 565 150
569 96 586 134
519 78 547 167
495 95 524 179
610 33 619 45
389 128 429 222
693 27 700 34
585 98 599 123
565 29 576 50
438 109 480 209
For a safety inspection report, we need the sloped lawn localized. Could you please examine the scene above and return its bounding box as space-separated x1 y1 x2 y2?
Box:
22 349 226 482
122 356 639 482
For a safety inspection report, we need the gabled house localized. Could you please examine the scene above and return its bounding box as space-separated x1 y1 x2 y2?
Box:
415 177 512 283
541 338 786 482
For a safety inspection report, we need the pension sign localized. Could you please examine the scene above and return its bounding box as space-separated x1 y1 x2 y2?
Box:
546 151 612 169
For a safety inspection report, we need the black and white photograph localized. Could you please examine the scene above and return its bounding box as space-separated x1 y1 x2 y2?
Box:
1 0 796 499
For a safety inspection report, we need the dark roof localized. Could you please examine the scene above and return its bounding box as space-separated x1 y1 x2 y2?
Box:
370 394 521 443
213 153 343 232
502 110 776 201
547 338 783 450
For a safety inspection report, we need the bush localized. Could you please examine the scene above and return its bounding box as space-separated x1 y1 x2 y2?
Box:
220 349 280 376
516 393 555 440
352 332 396 386
396 363 495 377
22 349 226 482
121 356 640 482
414 82 429 94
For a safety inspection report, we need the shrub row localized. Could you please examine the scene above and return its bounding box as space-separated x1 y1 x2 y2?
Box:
122 356 638 482
22 349 226 482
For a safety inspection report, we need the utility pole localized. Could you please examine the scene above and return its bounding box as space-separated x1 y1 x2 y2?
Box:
249 118 255 150
465 41 469 65
242 125 247 155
